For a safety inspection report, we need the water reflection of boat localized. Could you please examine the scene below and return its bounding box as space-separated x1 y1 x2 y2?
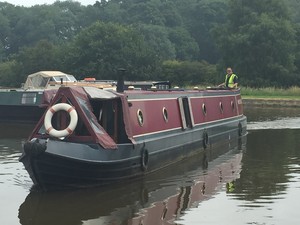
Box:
18 136 245 225
130 139 245 225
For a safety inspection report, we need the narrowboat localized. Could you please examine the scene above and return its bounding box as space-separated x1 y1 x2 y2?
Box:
19 82 247 190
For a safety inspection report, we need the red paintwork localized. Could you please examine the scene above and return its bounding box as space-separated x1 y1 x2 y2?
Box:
30 87 117 149
126 89 242 138
30 87 243 149
129 98 182 136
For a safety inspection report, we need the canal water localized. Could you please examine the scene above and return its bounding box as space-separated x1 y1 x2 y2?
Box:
1 106 300 225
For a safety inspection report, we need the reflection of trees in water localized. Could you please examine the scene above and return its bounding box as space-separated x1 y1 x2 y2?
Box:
0 138 24 156
244 106 300 122
0 124 34 138
232 129 299 201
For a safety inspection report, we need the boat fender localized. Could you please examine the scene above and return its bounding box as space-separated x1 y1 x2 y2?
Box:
203 131 209 149
238 122 243 137
141 149 149 171
44 103 78 138
23 139 47 157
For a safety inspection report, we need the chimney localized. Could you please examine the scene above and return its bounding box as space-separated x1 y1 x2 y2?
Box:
117 68 126 93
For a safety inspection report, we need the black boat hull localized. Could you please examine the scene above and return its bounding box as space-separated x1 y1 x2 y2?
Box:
20 116 247 190
0 105 44 124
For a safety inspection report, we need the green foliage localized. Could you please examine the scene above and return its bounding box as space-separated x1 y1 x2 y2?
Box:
213 0 297 87
176 0 228 63
162 60 217 86
168 27 199 60
0 11 10 60
123 1 166 26
0 0 300 87
15 40 62 81
283 0 300 23
242 86 300 99
0 60 21 87
92 0 125 23
63 21 160 80
134 24 176 61
294 25 300 76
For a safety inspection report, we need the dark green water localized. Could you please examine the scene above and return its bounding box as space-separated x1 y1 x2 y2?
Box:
178 129 300 225
1 107 300 225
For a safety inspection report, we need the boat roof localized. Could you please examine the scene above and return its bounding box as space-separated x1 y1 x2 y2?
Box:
24 71 77 89
26 71 73 78
83 86 119 99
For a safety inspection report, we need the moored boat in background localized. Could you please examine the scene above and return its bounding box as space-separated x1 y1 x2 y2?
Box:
19 81 247 190
0 71 113 124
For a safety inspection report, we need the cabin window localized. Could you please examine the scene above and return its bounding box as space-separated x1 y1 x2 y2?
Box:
137 109 144 126
162 107 168 122
21 93 37 104
202 103 207 116
231 100 235 111
219 102 224 114
178 97 194 129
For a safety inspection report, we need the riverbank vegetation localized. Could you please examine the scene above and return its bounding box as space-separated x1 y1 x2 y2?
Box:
0 0 300 88
241 86 300 99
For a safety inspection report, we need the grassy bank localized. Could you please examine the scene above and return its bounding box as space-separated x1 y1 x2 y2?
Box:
241 86 300 100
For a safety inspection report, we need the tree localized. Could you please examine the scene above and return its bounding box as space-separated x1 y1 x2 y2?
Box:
176 0 227 63
285 0 300 23
293 25 300 80
213 0 297 87
162 60 217 86
0 11 10 61
168 27 199 61
121 0 166 25
0 60 21 87
92 0 125 23
135 24 176 61
15 40 62 82
63 21 160 80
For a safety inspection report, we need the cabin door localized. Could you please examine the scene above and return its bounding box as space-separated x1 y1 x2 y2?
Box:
99 100 118 141
91 99 129 144
178 97 194 129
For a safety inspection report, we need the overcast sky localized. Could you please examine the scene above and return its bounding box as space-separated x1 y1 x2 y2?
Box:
2 0 96 7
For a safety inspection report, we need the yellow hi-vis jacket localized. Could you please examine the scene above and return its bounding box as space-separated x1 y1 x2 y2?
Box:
225 73 238 88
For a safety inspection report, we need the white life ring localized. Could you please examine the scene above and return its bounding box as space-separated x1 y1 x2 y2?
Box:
44 103 78 138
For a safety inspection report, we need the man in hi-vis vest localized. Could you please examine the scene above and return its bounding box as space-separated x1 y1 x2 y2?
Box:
218 67 238 89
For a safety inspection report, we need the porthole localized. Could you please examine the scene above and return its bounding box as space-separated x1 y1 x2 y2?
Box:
231 101 235 111
137 109 144 126
162 107 168 122
202 103 207 116
219 102 224 114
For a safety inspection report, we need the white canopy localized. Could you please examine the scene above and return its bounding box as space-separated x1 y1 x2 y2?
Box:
23 71 77 89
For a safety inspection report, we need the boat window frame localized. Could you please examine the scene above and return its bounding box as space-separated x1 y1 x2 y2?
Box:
202 103 207 116
137 109 144 126
219 102 224 114
162 107 168 122
231 100 235 111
